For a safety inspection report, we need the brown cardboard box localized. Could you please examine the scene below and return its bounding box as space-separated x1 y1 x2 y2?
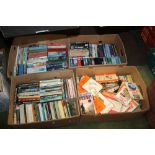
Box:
7 34 149 127
68 34 127 68
76 66 150 122
7 34 127 78
7 34 68 79
8 69 80 128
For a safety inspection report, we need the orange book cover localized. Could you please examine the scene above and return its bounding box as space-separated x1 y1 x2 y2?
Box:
93 96 105 114
102 91 116 100
78 76 90 94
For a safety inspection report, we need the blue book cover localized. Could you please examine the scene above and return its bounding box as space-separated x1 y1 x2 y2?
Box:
18 64 24 75
28 45 47 51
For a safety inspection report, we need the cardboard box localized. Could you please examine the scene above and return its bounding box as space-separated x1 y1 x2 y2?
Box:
68 34 127 68
8 69 80 128
7 34 127 78
76 66 150 122
7 34 68 79
7 33 149 127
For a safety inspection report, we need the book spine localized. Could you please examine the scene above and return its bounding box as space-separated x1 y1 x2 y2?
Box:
63 102 69 118
49 102 56 120
19 104 26 124
54 101 61 119
38 103 44 122
58 101 66 118
42 104 48 121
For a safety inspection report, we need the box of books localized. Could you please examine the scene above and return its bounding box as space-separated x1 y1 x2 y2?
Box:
68 34 127 68
8 69 80 128
76 66 149 122
7 34 69 78
7 34 126 78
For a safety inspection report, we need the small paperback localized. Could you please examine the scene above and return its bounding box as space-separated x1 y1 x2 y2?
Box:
79 93 95 115
125 82 143 100
116 83 132 106
82 77 103 96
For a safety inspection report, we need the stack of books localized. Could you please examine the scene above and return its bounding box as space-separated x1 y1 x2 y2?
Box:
14 44 68 76
77 74 143 115
14 78 77 124
27 45 48 74
47 44 68 71
69 41 122 67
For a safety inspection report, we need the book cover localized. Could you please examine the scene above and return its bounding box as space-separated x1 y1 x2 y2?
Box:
54 101 61 119
58 101 66 118
125 82 143 100
49 102 56 120
82 78 103 96
79 93 95 115
116 84 132 106
19 104 26 124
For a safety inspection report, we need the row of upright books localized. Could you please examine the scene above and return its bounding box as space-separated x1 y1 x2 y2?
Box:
14 41 123 76
69 42 121 67
14 78 77 124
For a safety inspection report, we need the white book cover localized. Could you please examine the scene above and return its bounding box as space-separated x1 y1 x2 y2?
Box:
116 84 132 106
97 93 113 114
19 104 26 124
107 98 122 112
68 79 74 98
26 104 31 123
29 104 34 123
125 82 143 100
82 78 103 96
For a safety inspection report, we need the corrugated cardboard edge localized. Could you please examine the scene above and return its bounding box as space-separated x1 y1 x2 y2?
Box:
8 69 80 128
75 66 150 122
7 34 127 79
7 34 68 79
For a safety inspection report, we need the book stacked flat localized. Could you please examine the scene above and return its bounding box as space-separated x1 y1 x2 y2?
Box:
47 44 68 71
69 42 122 67
14 78 77 124
14 44 68 76
27 45 48 74
77 74 143 115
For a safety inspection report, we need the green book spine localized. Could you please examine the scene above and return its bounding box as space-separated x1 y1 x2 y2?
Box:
49 102 56 120
54 101 61 119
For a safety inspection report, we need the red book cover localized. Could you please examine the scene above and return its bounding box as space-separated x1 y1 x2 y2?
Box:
28 52 47 59
77 57 81 66
47 48 67 52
